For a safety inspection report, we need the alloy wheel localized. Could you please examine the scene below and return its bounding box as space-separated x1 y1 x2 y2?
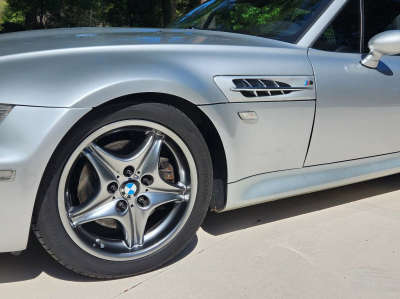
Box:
58 120 197 261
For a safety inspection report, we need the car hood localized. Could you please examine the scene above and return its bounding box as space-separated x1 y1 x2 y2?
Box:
0 27 300 58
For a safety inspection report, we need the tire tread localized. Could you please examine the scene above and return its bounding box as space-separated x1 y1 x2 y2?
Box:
32 102 213 279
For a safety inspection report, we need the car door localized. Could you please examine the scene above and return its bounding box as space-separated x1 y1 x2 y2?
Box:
304 0 400 166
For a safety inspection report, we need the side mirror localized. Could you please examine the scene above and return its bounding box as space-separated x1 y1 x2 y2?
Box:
361 30 400 69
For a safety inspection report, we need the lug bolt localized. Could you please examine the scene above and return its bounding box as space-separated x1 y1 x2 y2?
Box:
137 196 150 208
141 175 154 186
123 166 135 177
116 200 128 213
95 239 105 249
107 182 118 194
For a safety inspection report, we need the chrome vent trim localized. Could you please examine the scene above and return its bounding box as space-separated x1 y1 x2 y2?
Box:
0 104 14 125
214 76 316 102
232 78 314 98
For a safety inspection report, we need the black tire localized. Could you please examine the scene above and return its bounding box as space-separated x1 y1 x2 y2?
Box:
32 102 213 279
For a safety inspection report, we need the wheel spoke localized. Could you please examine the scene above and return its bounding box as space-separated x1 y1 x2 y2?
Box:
133 208 147 246
145 138 188 194
69 189 113 219
118 209 135 248
133 192 184 246
62 121 198 258
90 143 127 176
145 192 185 208
71 199 136 248
82 145 117 184
71 200 120 227
163 139 189 186
135 132 187 193
129 131 158 172
136 133 164 177
69 147 119 218
90 131 157 176
148 178 187 194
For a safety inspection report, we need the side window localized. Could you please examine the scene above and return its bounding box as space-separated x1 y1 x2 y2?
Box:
364 0 400 53
313 0 361 53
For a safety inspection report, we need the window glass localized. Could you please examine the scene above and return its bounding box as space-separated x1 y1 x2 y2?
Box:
313 0 360 53
170 0 333 44
364 0 400 52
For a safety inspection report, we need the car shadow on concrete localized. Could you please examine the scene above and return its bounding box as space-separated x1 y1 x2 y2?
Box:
202 173 400 236
0 173 399 283
0 229 198 284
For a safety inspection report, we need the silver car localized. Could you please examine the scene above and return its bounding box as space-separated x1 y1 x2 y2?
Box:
0 0 399 278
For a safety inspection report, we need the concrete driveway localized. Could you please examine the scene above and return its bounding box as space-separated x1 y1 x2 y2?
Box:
1 174 400 299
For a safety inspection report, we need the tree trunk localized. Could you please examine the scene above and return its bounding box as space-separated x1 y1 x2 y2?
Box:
162 0 176 27
25 10 37 29
39 5 44 28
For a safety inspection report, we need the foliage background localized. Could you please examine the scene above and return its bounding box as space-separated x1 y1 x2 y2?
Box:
0 0 205 33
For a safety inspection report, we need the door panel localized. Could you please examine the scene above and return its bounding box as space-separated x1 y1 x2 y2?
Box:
305 49 400 166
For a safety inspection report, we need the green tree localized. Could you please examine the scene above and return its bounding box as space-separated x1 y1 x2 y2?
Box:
1 0 203 33
0 0 6 21
176 0 201 15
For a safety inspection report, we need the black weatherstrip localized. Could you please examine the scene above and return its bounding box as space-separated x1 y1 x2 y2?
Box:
360 0 365 53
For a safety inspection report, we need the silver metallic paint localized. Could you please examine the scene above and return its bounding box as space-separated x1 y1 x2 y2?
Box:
361 30 400 69
226 151 400 211
0 28 307 108
305 49 400 166
0 106 90 252
0 28 313 252
1 1 399 253
200 101 315 183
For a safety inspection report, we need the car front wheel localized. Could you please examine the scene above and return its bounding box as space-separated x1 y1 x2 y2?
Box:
32 102 213 278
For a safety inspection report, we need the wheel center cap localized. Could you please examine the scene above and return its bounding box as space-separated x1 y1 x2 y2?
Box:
120 180 139 199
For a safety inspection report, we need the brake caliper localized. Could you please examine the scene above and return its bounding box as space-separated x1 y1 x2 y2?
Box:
159 157 175 183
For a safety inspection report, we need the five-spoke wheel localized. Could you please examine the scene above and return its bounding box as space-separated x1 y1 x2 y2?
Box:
59 121 197 260
33 103 212 278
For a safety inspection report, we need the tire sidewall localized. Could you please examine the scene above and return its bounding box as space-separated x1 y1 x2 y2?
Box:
35 102 212 278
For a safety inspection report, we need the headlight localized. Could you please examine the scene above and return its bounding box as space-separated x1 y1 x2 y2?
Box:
0 104 14 125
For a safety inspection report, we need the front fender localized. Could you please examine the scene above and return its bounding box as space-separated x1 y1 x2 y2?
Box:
75 77 225 108
0 106 90 252
0 46 233 108
0 44 312 108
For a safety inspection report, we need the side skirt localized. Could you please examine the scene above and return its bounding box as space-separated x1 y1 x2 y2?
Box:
224 151 400 211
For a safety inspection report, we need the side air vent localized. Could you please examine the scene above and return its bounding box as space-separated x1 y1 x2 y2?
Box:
231 79 313 98
213 76 316 102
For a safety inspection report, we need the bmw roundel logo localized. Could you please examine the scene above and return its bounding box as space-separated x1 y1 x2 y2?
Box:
120 180 139 199
125 183 136 195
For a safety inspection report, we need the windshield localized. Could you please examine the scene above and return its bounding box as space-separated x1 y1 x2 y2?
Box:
169 0 332 43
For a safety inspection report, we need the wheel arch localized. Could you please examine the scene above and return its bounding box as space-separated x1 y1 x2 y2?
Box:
33 92 228 228
93 92 228 212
